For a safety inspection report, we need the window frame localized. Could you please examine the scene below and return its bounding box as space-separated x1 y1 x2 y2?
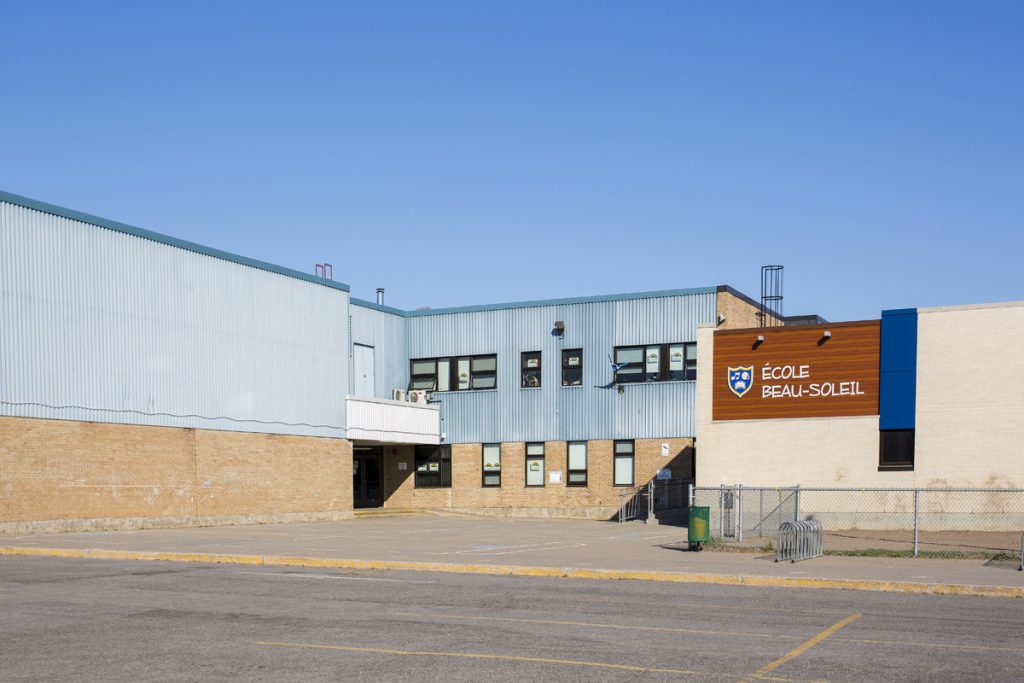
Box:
409 354 498 392
561 349 583 387
878 429 915 471
414 445 452 488
613 343 697 383
482 443 501 487
567 441 587 487
613 440 635 486
525 442 545 487
521 351 542 389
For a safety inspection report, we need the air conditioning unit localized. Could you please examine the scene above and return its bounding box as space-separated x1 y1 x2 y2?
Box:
391 389 406 401
407 390 429 404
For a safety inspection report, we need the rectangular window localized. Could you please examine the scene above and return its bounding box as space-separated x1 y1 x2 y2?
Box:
561 349 583 387
482 443 501 487
613 440 635 486
525 442 545 486
614 343 696 383
521 351 542 388
410 359 437 390
414 445 451 487
879 429 914 471
409 355 497 392
567 441 587 486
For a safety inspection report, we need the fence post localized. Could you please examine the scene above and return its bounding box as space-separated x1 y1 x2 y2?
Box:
688 482 694 509
719 484 725 539
647 480 654 521
794 484 801 522
913 489 920 558
737 484 744 542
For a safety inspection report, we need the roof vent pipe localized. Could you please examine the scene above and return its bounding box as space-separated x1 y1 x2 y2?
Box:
376 288 385 305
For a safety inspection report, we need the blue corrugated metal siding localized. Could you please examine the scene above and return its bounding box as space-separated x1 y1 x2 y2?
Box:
407 292 714 443
1 200 347 437
350 302 409 399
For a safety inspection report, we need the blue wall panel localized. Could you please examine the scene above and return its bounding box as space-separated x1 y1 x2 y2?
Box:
406 291 715 443
879 308 918 430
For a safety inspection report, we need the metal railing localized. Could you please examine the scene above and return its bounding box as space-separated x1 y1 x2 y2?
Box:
776 519 824 563
1019 532 1023 571
691 485 1024 557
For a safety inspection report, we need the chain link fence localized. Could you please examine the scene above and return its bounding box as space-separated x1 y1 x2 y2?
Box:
690 485 1024 557
618 479 691 523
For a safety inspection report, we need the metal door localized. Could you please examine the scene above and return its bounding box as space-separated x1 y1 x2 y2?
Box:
354 344 375 397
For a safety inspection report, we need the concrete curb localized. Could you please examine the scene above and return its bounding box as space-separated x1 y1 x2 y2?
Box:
2 546 1021 599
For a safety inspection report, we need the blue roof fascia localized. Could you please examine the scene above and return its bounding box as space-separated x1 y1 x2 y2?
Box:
0 190 351 293
402 286 719 317
350 298 410 316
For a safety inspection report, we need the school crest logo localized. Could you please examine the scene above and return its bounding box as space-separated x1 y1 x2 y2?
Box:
727 366 754 398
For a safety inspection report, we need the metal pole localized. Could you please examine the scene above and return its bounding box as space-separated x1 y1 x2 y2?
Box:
719 484 725 539
688 482 694 509
913 489 920 558
794 484 801 522
758 489 764 537
738 484 744 543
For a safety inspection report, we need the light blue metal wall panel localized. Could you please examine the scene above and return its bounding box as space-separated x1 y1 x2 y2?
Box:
407 292 714 443
0 201 347 437
349 302 408 399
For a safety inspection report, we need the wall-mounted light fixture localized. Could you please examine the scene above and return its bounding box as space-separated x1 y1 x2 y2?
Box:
617 384 625 395
553 320 565 338
717 313 727 326
752 334 764 350
818 330 832 346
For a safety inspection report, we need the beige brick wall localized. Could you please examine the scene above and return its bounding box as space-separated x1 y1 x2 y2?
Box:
696 324 913 487
380 437 693 518
698 302 1024 488
916 302 1024 487
0 416 352 529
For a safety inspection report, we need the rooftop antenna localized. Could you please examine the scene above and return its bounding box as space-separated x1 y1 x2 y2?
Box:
759 265 783 327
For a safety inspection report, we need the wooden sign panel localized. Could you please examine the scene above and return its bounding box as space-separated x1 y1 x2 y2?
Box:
712 321 880 421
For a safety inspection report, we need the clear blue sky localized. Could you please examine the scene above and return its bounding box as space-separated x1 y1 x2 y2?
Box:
2 1 1021 320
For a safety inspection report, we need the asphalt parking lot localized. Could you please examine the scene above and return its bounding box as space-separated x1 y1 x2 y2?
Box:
2 555 1022 682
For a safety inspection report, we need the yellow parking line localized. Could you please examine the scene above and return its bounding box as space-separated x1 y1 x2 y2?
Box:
255 640 807 681
739 613 860 683
397 611 801 641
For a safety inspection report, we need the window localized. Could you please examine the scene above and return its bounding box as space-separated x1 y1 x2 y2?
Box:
409 355 497 391
482 444 501 487
561 349 583 386
613 343 697 383
521 351 542 388
613 440 635 486
525 442 545 486
879 429 914 471
414 445 451 487
567 441 587 486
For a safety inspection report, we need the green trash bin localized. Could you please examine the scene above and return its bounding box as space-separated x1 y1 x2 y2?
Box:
688 506 710 551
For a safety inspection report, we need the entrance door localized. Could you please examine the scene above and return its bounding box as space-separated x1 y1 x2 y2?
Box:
354 344 375 397
353 446 383 508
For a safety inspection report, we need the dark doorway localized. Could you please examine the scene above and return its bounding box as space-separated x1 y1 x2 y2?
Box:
353 446 383 508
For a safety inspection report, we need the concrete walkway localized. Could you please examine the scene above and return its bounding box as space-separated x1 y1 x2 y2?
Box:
2 514 1022 597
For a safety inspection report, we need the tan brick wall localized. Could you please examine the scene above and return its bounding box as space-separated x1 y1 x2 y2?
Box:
0 416 352 528
380 437 693 518
716 290 783 330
